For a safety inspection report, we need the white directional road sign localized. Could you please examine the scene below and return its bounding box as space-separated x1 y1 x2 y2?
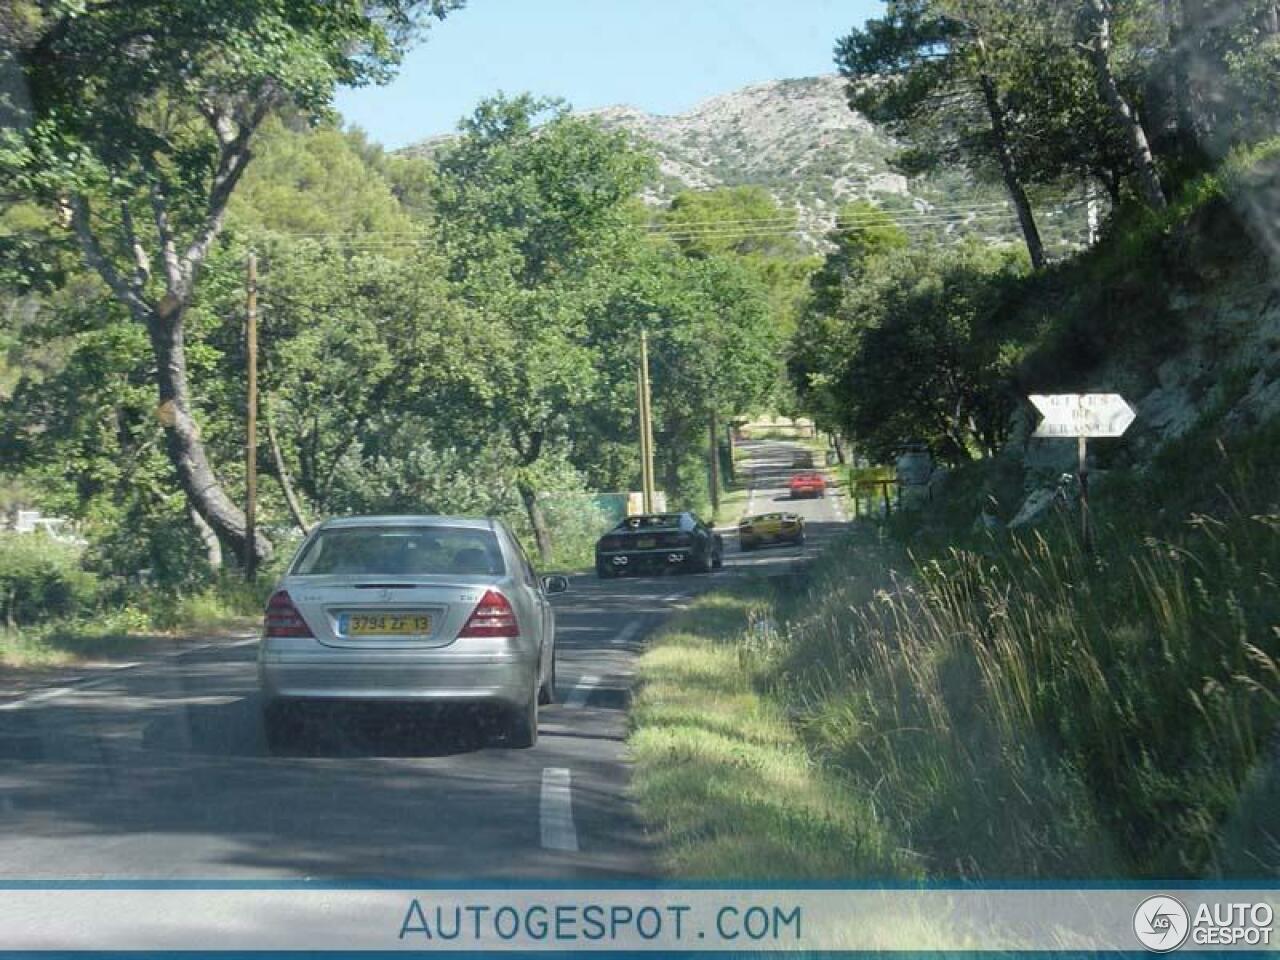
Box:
1030 393 1135 438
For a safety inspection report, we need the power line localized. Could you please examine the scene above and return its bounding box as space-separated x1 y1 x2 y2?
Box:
241 199 1032 241
649 200 1025 232
237 198 1088 250
248 211 1051 246
270 213 1045 249
655 211 1025 239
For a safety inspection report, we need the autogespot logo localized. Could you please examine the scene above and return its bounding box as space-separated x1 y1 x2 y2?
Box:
1134 895 1190 952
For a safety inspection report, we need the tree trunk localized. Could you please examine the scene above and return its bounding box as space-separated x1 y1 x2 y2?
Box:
1088 0 1167 210
662 442 682 510
1262 1 1280 36
265 408 312 535
1102 169 1123 205
1178 0 1221 148
1162 0 1201 164
976 71 1046 270
724 422 736 482
147 301 271 565
516 479 553 564
189 507 223 570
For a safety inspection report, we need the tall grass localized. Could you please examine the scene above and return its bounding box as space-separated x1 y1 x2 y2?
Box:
629 419 1278 879
765 427 1279 878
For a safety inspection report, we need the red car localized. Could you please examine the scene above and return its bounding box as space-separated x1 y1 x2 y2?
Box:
788 472 826 499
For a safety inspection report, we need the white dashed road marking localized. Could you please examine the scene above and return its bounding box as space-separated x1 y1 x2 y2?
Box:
0 636 258 712
0 687 76 712
564 674 600 709
611 621 641 645
539 767 579 852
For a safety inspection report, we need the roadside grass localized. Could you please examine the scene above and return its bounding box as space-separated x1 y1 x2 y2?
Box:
539 545 597 577
1 577 261 670
632 418 1279 879
3 620 164 668
779 418 1280 878
628 582 912 879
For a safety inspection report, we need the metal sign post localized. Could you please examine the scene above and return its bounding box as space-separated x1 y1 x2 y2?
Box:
1029 393 1136 553
1077 434 1090 553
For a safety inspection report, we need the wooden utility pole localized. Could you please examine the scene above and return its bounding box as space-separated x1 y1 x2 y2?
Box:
636 345 647 513
245 251 259 581
707 409 720 515
638 329 656 514
1078 435 1092 554
725 422 735 483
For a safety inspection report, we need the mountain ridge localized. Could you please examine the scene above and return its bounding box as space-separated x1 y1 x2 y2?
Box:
400 74 1084 250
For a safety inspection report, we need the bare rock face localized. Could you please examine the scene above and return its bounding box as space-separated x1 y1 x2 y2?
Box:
1128 270 1280 454
581 76 917 243
584 77 890 196
1009 487 1059 528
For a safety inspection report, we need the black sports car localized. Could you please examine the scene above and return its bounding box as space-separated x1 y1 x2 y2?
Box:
595 512 724 578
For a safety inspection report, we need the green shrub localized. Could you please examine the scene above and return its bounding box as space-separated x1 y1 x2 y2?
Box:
82 498 215 591
141 573 273 631
0 533 99 627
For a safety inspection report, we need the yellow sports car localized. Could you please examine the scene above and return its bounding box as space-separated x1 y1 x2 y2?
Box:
738 512 805 551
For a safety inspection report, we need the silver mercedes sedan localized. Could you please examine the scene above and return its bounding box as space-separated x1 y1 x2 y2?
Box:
257 515 566 750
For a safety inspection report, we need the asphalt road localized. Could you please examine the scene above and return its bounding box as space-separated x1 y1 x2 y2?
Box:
0 439 846 879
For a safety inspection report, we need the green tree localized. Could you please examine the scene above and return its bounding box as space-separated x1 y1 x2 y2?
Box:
218 239 485 515
660 186 805 260
1 0 458 565
1079 0 1168 208
0 306 212 585
586 242 781 512
430 94 654 559
807 201 910 315
943 0 1135 201
1175 0 1280 155
790 203 909 451
229 119 420 237
660 187 820 353
837 0 1049 267
832 242 1029 463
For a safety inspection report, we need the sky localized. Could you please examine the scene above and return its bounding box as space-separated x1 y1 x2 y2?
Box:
335 0 884 150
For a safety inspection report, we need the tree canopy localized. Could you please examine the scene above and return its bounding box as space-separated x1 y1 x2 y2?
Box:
0 0 461 565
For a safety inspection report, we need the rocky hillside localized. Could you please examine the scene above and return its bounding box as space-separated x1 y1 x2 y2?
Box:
402 75 1091 250
581 76 909 211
